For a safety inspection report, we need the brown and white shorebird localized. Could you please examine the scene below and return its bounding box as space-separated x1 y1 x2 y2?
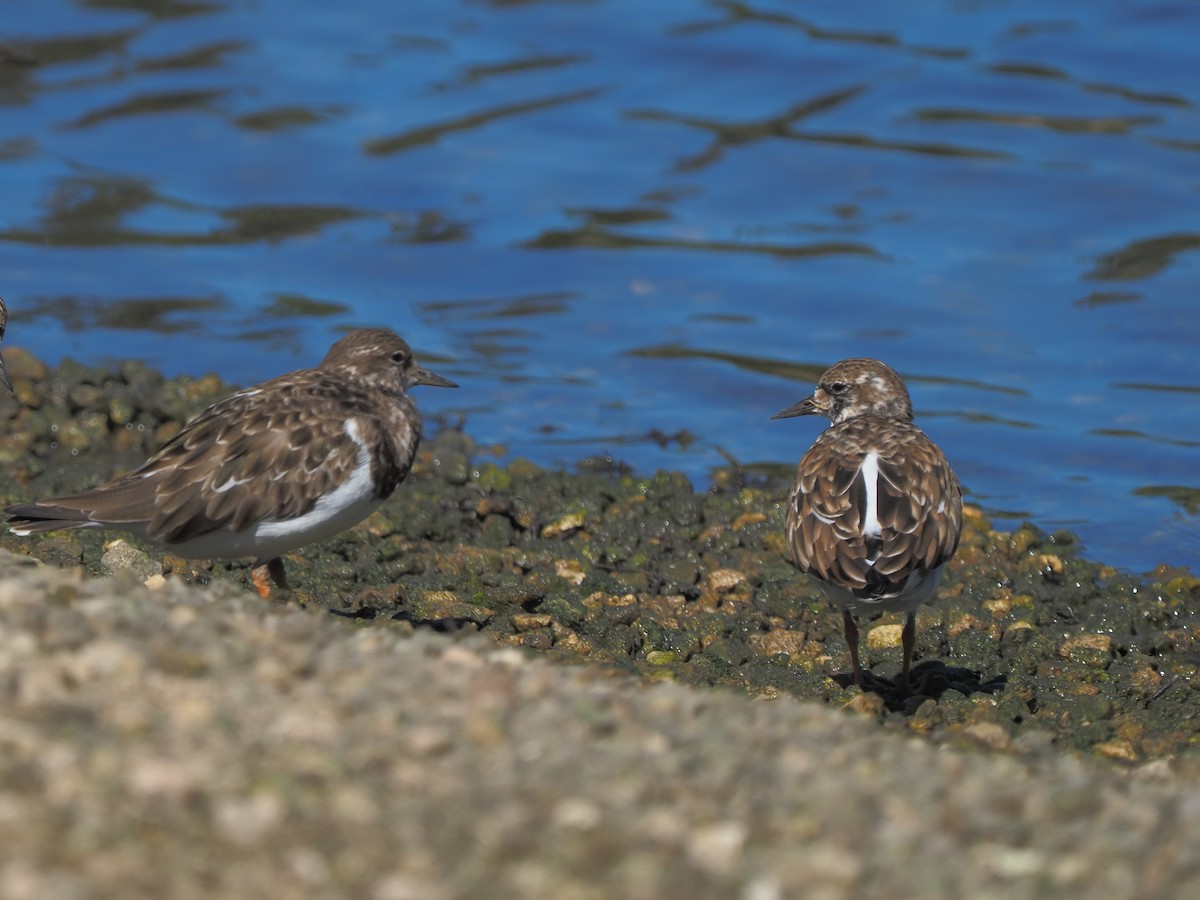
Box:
0 296 12 392
772 358 962 689
5 328 457 597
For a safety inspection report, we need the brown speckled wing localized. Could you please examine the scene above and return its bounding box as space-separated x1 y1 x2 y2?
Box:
9 370 418 545
786 418 962 599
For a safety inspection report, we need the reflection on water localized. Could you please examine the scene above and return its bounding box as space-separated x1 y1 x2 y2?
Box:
0 174 368 246
261 294 350 319
1087 234 1200 281
628 344 1030 399
1113 382 1200 396
235 106 347 132
1093 428 1200 450
630 85 1012 170
1134 486 1200 516
434 53 588 91
67 89 231 129
1072 292 1140 308
913 108 1159 135
629 344 827 383
987 61 1189 108
423 293 574 320
26 295 227 333
526 221 880 259
363 88 602 156
1 0 1199 573
675 0 966 56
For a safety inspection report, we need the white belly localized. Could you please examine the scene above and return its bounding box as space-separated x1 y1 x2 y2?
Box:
165 434 383 562
170 492 385 561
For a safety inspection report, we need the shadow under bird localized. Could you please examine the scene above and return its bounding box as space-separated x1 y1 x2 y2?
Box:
0 297 11 392
772 358 962 690
5 328 457 597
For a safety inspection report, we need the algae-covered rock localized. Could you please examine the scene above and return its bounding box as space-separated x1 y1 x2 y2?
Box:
407 590 494 627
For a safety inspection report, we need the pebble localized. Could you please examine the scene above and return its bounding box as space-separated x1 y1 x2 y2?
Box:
865 623 903 650
101 539 162 582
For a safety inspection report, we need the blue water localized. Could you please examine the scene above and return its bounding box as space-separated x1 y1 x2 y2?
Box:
2 0 1198 573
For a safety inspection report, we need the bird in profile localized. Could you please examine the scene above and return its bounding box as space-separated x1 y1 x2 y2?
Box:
0 296 12 392
772 358 962 690
6 328 457 597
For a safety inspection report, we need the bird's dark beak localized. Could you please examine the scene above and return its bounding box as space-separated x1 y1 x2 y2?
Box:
409 364 458 389
770 395 818 419
0 350 11 393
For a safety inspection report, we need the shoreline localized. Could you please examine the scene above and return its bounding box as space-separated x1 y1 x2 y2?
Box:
1 350 1200 894
1 347 1196 758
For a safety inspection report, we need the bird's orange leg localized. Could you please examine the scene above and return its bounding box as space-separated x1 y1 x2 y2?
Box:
250 557 291 598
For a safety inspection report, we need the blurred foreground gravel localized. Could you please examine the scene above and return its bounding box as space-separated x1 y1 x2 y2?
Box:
1 548 1198 900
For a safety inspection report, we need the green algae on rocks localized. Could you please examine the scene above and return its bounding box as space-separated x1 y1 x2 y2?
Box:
2 351 1199 764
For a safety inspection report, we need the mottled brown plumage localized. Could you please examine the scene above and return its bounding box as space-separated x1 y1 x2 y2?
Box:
6 328 457 596
773 358 962 688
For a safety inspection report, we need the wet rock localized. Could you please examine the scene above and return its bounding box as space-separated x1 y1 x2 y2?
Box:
703 568 746 594
963 722 1012 751
843 692 885 716
1059 633 1115 667
541 510 586 539
866 623 904 650
511 613 552 632
100 540 162 582
751 628 805 661
407 590 494 627
478 513 514 548
908 697 943 734
538 595 586 629
554 559 586 586
702 636 749 667
657 557 700 596
0 346 48 384
31 536 85 569
68 383 107 411
1095 740 1139 763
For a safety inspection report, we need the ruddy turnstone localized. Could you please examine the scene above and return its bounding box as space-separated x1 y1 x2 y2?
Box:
5 328 457 597
0 297 11 392
772 358 962 689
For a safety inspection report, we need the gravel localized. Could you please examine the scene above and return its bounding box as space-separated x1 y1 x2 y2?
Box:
1 548 1198 900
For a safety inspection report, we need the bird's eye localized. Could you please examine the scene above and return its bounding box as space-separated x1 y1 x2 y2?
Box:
391 350 409 364
828 381 848 395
